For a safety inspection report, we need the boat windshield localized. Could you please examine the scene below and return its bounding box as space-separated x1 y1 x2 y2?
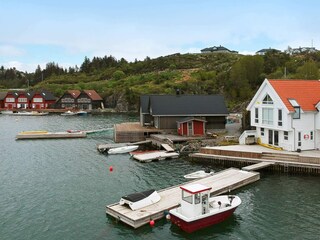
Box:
182 190 193 204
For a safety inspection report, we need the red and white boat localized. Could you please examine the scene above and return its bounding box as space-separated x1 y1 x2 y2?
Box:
169 183 241 233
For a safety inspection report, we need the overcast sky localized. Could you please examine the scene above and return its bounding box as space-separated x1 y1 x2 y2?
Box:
0 0 319 72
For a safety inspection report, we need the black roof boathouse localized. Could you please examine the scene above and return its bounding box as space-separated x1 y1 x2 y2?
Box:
140 94 228 132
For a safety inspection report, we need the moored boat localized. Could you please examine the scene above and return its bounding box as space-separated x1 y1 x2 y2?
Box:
119 189 161 210
107 145 139 154
183 169 215 179
61 110 77 116
169 183 241 233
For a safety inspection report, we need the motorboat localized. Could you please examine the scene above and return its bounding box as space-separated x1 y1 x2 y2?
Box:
119 189 161 210
183 169 215 179
169 183 241 233
107 145 139 154
61 110 77 116
76 110 88 116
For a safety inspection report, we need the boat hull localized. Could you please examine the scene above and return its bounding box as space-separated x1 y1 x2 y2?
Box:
170 206 237 233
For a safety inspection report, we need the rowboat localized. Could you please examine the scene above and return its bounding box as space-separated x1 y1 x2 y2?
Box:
107 145 139 154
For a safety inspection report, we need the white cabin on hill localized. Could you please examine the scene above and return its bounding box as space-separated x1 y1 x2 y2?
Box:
244 79 320 152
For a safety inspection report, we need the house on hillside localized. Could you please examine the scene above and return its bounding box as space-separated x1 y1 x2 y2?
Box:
56 90 103 110
256 48 281 55
201 45 238 54
244 79 320 151
140 94 229 135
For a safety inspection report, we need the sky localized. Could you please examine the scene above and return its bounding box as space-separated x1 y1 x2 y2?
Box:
1 0 319 73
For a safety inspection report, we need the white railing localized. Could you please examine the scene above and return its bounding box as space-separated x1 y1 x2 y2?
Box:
239 130 257 145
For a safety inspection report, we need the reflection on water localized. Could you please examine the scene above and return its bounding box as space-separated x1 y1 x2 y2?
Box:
0 114 319 240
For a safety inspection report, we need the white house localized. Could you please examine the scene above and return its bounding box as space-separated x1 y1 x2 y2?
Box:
245 79 320 152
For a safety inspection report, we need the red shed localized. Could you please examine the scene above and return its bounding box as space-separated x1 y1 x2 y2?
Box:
177 118 207 136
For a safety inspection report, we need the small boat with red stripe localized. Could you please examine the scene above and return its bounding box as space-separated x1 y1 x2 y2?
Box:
169 183 241 233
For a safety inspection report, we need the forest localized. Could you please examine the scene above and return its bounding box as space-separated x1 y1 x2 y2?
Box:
1 50 320 111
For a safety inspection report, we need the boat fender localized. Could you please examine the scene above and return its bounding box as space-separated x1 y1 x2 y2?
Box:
149 220 155 227
218 201 221 208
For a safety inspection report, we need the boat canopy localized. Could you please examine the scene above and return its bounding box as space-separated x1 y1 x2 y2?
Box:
180 184 212 194
121 189 156 203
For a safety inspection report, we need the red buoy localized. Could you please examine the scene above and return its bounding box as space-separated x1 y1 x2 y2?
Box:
149 220 155 227
109 166 113 172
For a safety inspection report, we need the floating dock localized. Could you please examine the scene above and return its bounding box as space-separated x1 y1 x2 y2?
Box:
133 151 179 162
16 131 87 140
106 168 260 228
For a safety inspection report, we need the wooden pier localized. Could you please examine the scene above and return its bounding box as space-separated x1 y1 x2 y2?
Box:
242 161 275 171
106 168 260 228
16 131 87 140
190 145 320 174
114 122 162 143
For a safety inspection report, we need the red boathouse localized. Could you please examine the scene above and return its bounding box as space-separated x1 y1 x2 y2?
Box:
177 118 206 136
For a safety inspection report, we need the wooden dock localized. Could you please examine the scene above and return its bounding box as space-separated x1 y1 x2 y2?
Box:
16 131 87 140
242 161 275 171
114 122 162 143
106 168 260 228
133 151 179 162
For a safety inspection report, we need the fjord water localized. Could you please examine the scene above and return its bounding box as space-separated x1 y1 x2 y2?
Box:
0 114 319 240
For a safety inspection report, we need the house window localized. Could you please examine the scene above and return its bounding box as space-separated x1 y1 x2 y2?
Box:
284 131 288 140
255 108 259 123
278 109 282 126
310 131 314 140
262 94 273 104
293 107 300 119
262 108 273 125
289 99 301 119
261 128 265 136
298 132 301 147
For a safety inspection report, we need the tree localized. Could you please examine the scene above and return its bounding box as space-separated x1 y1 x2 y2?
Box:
295 61 319 79
80 56 91 73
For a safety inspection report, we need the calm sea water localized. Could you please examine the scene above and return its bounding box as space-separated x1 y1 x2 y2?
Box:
0 114 319 240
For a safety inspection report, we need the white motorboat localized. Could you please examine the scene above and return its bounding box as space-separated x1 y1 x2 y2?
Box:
119 189 161 210
169 183 241 233
184 169 215 179
107 145 139 154
61 110 77 116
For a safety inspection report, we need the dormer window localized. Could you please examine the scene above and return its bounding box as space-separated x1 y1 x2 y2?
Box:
289 99 300 119
262 94 273 104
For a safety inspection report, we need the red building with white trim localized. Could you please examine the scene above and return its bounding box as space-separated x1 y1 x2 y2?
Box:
177 118 207 136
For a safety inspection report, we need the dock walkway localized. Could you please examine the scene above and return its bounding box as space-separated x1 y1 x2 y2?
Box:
106 168 260 228
242 161 275 171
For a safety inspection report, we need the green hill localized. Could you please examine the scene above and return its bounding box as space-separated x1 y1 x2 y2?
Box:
2 51 320 111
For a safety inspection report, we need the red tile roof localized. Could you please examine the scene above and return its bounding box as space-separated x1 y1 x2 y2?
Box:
67 90 81 98
83 90 103 101
269 79 320 111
